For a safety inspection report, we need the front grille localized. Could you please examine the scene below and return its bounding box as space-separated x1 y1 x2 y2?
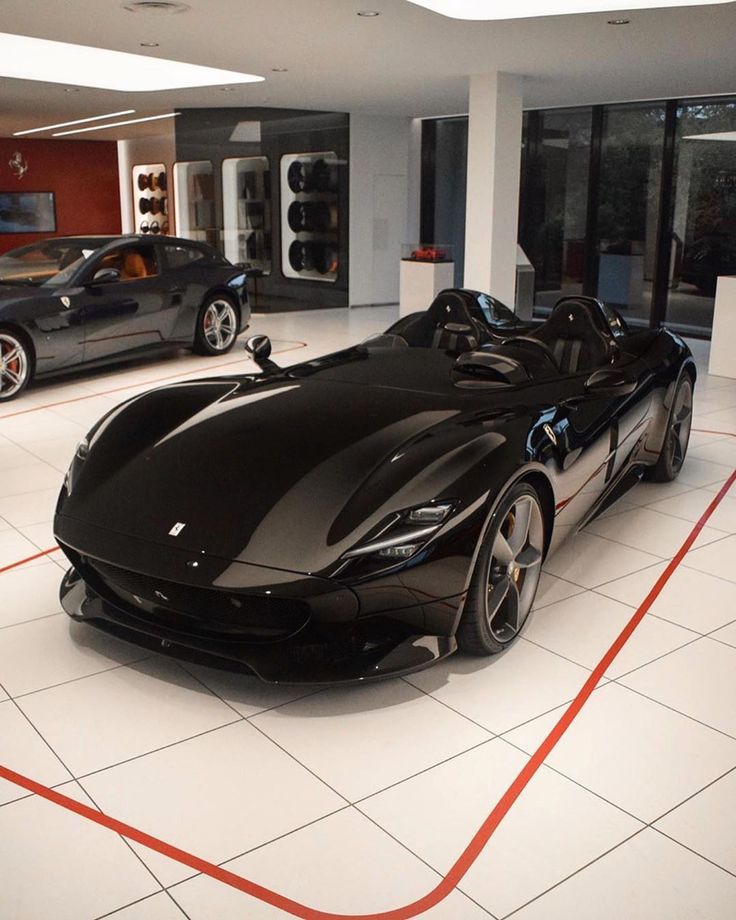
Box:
79 557 310 642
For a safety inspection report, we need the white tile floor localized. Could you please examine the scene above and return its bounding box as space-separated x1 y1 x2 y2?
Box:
0 309 734 919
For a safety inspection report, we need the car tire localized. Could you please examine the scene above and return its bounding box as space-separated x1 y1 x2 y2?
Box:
645 374 694 483
193 295 240 356
457 481 545 656
0 327 33 402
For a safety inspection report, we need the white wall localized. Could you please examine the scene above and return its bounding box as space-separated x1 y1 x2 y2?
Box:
349 114 411 306
117 127 177 235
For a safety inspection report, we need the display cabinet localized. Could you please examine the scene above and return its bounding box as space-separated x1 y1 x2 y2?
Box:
222 156 272 274
280 151 340 283
132 163 169 236
173 160 216 246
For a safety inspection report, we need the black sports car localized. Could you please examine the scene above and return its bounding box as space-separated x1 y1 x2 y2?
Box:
0 234 250 401
54 290 695 683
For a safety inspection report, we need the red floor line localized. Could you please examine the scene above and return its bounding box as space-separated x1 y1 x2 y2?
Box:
0 546 61 575
0 469 734 919
0 340 307 420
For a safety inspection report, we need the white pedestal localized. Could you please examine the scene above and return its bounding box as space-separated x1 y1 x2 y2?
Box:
709 276 736 379
399 260 455 316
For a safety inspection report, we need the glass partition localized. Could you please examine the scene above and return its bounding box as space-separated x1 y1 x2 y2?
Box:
222 156 272 274
173 161 215 246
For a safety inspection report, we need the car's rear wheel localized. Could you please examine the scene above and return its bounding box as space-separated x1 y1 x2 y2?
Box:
645 375 693 482
0 328 32 402
457 482 545 655
193 296 239 356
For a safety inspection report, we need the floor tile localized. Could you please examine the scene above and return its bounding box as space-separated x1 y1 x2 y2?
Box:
624 478 694 506
0 488 59 528
17 658 239 776
0 561 63 628
505 682 736 822
543 532 661 588
103 892 188 920
0 614 147 698
685 534 736 582
524 591 696 679
655 767 736 876
690 437 736 467
711 619 736 648
677 455 734 488
18 520 58 553
361 739 642 919
586 506 725 557
406 639 592 734
171 807 490 920
250 679 490 802
532 572 585 609
0 408 85 445
0 441 39 471
595 562 736 633
511 828 736 920
619 637 736 738
0 782 160 920
0 700 71 805
0 529 47 569
82 720 345 886
21 435 81 473
646 487 736 533
179 662 318 718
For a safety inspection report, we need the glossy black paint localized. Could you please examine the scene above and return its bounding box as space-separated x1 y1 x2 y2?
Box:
55 291 695 682
0 234 250 382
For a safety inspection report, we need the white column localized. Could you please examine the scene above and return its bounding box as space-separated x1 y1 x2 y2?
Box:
463 72 524 308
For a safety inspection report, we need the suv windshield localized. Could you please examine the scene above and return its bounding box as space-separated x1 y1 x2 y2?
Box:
0 240 104 288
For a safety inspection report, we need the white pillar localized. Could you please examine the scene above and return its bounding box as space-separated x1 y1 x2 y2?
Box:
463 72 523 308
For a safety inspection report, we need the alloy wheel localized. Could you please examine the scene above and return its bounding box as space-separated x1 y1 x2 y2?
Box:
485 495 544 643
668 379 693 473
0 333 29 400
203 300 237 351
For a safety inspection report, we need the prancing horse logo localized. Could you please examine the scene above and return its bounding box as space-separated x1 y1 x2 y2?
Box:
169 522 186 537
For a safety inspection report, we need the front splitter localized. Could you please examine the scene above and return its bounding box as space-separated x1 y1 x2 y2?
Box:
61 569 457 684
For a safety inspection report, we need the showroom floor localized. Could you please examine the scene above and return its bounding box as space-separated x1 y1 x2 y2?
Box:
1 306 735 920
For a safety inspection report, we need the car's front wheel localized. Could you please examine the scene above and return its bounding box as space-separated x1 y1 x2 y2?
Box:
0 328 33 402
457 481 545 655
193 296 239 356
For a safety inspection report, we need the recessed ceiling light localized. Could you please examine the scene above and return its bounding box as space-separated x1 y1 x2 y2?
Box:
52 111 180 137
140 41 160 47
271 67 288 72
14 110 136 136
405 0 732 19
607 18 630 23
0 32 264 91
122 1 190 13
357 10 380 16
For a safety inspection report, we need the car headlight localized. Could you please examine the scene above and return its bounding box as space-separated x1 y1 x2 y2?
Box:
343 502 454 561
63 435 90 496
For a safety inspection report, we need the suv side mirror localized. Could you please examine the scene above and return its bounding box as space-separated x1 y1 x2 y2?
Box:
585 368 637 398
90 268 120 285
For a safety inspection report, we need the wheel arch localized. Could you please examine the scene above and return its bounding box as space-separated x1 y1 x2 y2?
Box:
0 321 37 371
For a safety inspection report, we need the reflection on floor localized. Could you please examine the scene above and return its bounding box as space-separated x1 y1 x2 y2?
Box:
0 306 735 920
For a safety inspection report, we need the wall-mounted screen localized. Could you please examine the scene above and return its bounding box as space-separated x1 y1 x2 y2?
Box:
0 192 56 233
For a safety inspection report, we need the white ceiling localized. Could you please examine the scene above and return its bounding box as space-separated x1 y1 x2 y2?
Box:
0 0 734 139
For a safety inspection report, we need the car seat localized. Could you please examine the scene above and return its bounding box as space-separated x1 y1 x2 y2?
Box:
531 297 617 374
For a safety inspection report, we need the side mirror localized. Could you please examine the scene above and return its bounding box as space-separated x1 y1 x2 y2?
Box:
585 368 637 398
90 268 120 285
245 334 280 373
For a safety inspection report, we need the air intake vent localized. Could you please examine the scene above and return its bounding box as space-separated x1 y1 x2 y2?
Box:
122 1 191 14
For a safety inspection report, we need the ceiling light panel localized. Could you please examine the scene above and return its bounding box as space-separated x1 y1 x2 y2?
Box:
406 0 732 20
53 111 180 136
14 110 135 136
0 32 263 92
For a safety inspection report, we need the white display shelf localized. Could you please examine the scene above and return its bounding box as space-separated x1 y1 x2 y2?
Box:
709 276 736 379
400 259 455 316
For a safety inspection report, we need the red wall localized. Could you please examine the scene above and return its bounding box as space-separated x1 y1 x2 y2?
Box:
0 137 121 254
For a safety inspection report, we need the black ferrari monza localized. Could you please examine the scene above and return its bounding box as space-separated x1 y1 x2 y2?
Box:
55 289 695 682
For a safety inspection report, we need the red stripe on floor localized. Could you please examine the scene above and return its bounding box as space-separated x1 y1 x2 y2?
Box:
0 546 60 574
0 340 307 420
0 468 733 918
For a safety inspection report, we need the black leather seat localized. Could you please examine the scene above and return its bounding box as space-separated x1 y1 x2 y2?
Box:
532 297 617 374
393 290 482 350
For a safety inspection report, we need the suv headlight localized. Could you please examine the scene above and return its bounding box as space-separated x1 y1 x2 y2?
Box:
343 502 454 561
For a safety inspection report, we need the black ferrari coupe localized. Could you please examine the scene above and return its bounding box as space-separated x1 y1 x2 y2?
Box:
54 289 695 682
0 235 250 401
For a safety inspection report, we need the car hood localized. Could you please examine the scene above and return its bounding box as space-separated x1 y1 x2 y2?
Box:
0 283 45 308
57 374 494 575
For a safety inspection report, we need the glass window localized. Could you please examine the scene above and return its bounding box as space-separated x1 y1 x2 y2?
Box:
432 117 468 287
97 245 159 281
594 103 667 328
523 108 592 314
164 244 205 269
667 100 736 336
